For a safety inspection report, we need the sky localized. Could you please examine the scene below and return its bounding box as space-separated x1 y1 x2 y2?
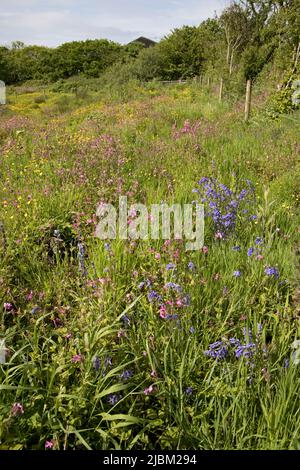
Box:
0 0 229 47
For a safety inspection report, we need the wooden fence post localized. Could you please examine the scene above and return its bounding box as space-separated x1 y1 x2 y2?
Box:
245 79 252 122
219 78 223 102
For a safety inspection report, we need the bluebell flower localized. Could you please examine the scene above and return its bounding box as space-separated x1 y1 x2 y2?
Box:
120 370 133 381
138 279 152 289
233 270 242 277
243 328 253 341
229 338 241 346
121 314 130 326
166 263 176 271
92 356 101 372
284 358 290 369
235 343 256 359
232 246 241 251
31 306 41 314
148 291 162 303
247 247 254 257
185 387 193 396
78 242 87 276
264 267 279 278
166 314 179 320
204 341 228 360
108 394 120 406
238 189 248 200
188 261 195 270
165 282 182 293
183 294 191 306
195 177 257 238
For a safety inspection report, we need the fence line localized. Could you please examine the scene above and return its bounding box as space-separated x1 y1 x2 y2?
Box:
146 75 255 122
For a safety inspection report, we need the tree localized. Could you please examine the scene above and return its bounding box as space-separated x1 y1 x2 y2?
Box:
220 3 251 75
158 26 205 79
0 47 10 83
197 18 224 74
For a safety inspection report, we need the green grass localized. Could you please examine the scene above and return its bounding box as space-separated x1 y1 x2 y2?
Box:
0 81 299 450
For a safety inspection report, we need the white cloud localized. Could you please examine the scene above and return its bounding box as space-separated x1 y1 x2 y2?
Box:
0 0 229 46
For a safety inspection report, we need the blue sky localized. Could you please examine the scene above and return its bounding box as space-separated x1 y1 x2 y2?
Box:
0 0 229 47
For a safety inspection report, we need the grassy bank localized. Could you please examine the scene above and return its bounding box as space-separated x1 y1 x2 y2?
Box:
0 82 300 449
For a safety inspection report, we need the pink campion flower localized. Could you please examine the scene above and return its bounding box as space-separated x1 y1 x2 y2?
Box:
150 370 157 378
176 299 184 307
26 291 34 301
71 354 83 363
166 300 174 307
256 254 264 261
202 246 209 254
155 253 161 260
144 385 154 396
159 305 167 319
182 120 191 133
215 232 223 240
45 440 54 450
3 302 13 311
11 403 24 416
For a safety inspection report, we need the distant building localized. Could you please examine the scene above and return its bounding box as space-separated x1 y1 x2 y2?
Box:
128 37 157 48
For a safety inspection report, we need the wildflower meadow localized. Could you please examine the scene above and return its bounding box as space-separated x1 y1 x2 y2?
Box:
0 79 300 450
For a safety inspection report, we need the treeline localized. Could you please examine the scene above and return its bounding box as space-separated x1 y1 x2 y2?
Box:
0 0 299 86
0 39 145 84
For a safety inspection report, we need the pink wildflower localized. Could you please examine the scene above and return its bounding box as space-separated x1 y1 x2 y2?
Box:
159 305 167 319
3 302 13 311
26 291 34 301
11 403 24 416
71 354 83 363
144 385 154 395
45 440 54 450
